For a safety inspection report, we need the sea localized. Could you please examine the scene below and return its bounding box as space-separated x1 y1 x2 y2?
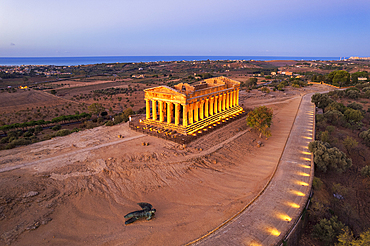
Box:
0 56 341 66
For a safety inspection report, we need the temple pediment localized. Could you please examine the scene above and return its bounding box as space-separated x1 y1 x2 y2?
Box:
145 86 182 95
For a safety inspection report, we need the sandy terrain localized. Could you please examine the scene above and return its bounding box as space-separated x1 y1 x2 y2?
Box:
0 85 330 245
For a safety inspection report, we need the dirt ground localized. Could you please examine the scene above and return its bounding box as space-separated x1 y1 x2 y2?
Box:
0 84 330 245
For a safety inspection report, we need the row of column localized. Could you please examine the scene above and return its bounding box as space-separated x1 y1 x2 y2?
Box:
146 89 239 127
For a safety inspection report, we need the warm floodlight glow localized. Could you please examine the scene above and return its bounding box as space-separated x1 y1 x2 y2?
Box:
291 190 305 196
302 136 312 139
267 227 281 236
299 164 311 169
301 151 311 155
276 213 292 222
296 181 309 186
285 202 300 208
249 243 262 246
297 171 310 177
301 157 311 161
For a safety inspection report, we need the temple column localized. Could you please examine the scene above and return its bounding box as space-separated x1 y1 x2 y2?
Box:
152 100 157 121
233 91 235 106
167 102 172 124
214 96 218 114
222 93 226 111
205 99 209 118
189 103 194 124
159 101 164 122
230 90 234 107
183 104 188 126
145 99 150 119
210 97 214 116
175 103 180 125
218 95 222 112
226 92 230 109
194 102 199 122
236 89 239 105
200 100 204 120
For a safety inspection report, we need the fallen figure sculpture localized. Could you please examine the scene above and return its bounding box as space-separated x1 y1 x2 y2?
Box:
124 203 156 225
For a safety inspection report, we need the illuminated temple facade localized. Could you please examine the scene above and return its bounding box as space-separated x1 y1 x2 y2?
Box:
143 76 243 135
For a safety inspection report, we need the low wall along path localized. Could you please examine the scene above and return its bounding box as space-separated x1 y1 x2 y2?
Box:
193 93 315 246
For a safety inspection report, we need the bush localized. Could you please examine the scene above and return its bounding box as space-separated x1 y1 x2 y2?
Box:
261 87 270 93
325 102 346 113
312 177 324 190
105 121 114 126
52 124 62 131
346 90 359 99
359 129 370 146
362 86 370 92
54 129 71 137
6 138 32 149
361 165 370 177
312 93 333 109
324 110 345 126
312 216 346 245
344 108 363 122
308 141 352 173
23 131 33 138
347 102 363 111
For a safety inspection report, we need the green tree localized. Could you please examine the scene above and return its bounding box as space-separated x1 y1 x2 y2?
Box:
321 131 329 143
313 216 347 245
343 136 358 154
337 228 370 246
248 77 258 87
312 93 333 110
308 141 352 173
327 70 351 87
88 103 105 116
50 89 57 95
344 108 363 122
246 106 273 138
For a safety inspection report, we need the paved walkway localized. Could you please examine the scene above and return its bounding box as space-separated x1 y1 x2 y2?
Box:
193 93 315 246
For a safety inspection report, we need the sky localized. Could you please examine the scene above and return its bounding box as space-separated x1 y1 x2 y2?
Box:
1 0 370 57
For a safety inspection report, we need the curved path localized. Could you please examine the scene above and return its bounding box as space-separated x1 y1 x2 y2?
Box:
192 93 315 246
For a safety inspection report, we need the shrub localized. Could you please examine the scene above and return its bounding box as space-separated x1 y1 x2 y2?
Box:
23 131 33 138
347 102 363 112
346 90 359 99
308 141 352 173
344 108 363 122
261 87 270 93
105 121 114 126
343 136 358 154
312 177 323 190
361 165 370 177
362 86 370 92
359 129 370 146
52 124 62 131
321 131 329 143
312 93 333 109
312 216 346 245
326 125 336 134
323 110 345 125
54 129 71 137
6 138 32 149
325 102 346 113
